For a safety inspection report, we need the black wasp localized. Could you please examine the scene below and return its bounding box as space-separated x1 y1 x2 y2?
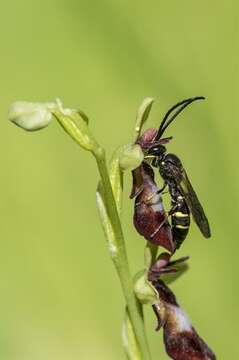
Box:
139 97 211 249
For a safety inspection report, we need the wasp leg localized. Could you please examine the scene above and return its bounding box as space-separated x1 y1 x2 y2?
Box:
144 155 156 160
168 204 177 216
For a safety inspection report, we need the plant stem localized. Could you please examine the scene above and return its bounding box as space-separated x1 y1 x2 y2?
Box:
53 109 151 359
93 146 151 360
122 307 143 360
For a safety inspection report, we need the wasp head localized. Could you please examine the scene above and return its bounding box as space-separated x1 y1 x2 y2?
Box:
148 144 166 158
147 143 167 167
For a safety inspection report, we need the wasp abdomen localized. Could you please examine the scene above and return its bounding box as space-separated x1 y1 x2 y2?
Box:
171 197 190 249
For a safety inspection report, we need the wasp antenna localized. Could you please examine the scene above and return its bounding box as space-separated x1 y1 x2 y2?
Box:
156 96 205 140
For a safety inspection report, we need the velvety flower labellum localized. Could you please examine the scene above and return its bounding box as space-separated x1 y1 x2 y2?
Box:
152 280 216 360
130 162 175 252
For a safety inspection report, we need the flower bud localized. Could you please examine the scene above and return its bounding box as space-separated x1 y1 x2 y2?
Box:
8 101 55 131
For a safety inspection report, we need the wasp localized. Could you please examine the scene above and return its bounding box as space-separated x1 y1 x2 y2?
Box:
137 97 211 249
130 160 175 253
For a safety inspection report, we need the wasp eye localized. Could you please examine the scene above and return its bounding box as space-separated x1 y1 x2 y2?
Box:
150 147 160 155
148 145 166 156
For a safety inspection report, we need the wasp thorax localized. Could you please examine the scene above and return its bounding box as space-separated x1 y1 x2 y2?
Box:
164 153 182 168
159 154 183 184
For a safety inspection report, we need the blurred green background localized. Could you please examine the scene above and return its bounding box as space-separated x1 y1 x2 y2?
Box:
0 0 238 358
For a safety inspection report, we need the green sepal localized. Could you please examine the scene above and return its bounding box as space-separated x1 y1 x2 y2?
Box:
134 270 158 305
52 109 98 152
133 97 154 142
119 144 144 172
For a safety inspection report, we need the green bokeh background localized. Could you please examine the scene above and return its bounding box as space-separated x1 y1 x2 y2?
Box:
0 1 238 359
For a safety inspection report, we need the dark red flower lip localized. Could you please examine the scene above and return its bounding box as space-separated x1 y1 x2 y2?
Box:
151 279 216 360
131 162 175 253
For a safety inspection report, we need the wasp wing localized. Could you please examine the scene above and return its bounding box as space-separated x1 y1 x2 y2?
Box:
178 169 211 238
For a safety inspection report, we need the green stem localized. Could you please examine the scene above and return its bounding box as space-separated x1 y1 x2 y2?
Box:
53 109 151 359
122 307 143 360
93 146 151 360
